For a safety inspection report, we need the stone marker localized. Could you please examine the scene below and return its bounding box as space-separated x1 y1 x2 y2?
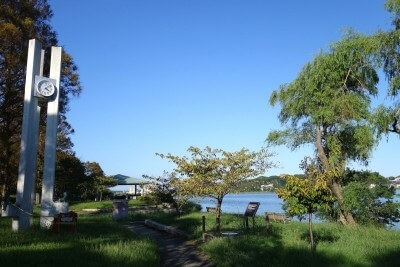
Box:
112 201 129 220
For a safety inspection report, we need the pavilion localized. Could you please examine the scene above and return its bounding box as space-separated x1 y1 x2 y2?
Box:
111 174 149 196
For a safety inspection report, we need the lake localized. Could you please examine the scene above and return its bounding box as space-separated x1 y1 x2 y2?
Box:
193 191 400 230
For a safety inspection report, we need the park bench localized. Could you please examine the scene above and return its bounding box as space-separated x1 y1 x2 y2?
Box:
53 211 78 233
265 212 291 224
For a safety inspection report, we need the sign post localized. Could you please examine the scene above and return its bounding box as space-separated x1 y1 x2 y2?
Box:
244 202 260 230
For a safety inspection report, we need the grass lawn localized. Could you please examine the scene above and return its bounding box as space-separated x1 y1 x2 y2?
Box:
69 199 146 211
0 214 158 267
131 211 400 267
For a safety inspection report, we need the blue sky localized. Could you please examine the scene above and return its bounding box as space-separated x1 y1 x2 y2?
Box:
49 0 400 178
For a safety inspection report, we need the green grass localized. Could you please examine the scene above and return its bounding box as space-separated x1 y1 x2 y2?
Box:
69 199 146 211
0 214 158 267
131 211 400 267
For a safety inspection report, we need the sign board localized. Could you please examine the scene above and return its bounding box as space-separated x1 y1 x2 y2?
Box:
244 202 260 217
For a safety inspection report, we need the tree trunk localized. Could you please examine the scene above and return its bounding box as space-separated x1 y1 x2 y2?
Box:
0 183 6 213
172 200 181 216
308 213 315 253
216 199 222 233
329 181 356 225
316 125 356 225
99 191 103 202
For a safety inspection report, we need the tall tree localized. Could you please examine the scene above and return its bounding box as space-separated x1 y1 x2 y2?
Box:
0 0 81 209
370 0 400 136
268 34 379 225
158 146 274 232
78 162 115 201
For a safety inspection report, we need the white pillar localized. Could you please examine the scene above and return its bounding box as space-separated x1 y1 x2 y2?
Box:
40 46 64 228
13 39 42 231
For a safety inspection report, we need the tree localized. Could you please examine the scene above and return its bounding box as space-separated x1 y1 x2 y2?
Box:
268 33 379 225
0 0 81 210
341 171 400 226
158 146 274 232
78 162 115 201
143 172 188 216
53 151 86 201
276 165 335 252
370 0 400 137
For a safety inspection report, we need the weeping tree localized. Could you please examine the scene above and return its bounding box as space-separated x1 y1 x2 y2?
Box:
268 34 379 225
370 0 400 137
158 146 274 232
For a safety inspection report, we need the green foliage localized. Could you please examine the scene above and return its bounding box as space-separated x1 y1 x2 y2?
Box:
276 171 335 217
77 162 116 201
143 172 188 215
54 151 87 200
158 146 274 231
341 171 400 225
136 194 159 205
268 33 378 170
0 0 82 207
158 146 274 199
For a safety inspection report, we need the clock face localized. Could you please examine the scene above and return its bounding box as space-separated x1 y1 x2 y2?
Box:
37 80 55 97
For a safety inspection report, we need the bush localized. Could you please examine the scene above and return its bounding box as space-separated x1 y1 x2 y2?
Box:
343 181 400 225
181 201 202 214
136 194 158 205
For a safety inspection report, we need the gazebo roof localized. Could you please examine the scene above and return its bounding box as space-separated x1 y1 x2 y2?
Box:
112 174 148 185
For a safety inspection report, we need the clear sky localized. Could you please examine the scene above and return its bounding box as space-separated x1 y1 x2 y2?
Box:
49 0 400 178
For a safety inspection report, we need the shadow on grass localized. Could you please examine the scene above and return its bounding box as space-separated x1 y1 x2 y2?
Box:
369 248 400 267
202 227 349 267
0 215 159 267
300 229 340 245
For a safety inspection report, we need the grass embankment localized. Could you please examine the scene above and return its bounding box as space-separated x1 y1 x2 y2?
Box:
69 199 146 211
0 214 158 267
131 211 400 267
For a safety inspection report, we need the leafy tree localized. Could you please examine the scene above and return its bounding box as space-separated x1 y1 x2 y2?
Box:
53 151 86 201
143 172 188 215
0 0 81 210
369 1 400 137
276 165 335 252
78 162 115 201
158 146 274 232
268 34 379 225
341 171 400 225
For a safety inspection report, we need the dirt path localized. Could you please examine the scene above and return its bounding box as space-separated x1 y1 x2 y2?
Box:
126 221 213 267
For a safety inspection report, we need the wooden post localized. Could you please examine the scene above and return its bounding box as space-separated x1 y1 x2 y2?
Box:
202 215 206 233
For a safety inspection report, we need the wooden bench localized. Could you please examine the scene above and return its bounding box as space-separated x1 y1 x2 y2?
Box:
53 211 78 233
265 212 291 224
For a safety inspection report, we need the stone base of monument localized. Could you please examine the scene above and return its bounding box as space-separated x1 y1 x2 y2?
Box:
112 201 129 220
40 201 69 229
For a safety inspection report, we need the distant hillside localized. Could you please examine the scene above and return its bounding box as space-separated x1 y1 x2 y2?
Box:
236 174 305 192
237 175 284 192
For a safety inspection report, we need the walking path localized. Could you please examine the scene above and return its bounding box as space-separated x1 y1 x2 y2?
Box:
126 221 213 267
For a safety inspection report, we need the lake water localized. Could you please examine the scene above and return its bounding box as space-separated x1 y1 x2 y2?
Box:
193 191 400 230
